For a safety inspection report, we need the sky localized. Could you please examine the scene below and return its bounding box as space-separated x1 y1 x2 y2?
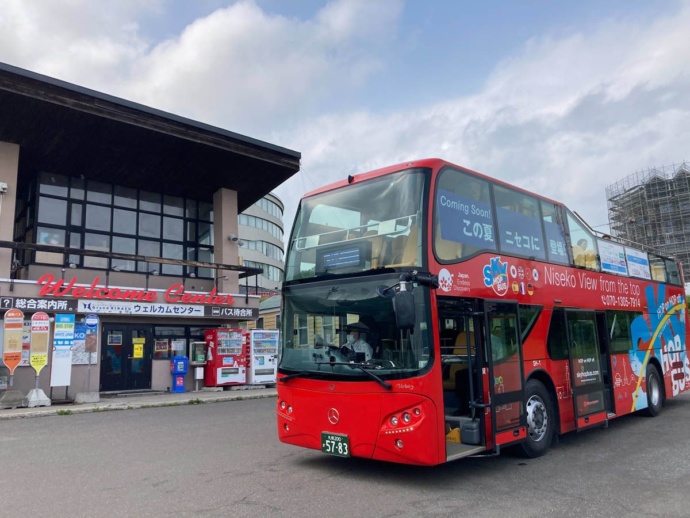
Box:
1 0 689 239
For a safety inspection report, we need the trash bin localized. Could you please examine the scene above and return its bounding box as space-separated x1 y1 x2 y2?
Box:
170 356 188 393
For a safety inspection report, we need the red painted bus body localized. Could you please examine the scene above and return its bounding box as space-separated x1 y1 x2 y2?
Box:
277 158 689 465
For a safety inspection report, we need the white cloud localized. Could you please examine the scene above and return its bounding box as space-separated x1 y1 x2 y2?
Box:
0 0 155 85
275 2 690 234
120 0 403 136
0 0 688 242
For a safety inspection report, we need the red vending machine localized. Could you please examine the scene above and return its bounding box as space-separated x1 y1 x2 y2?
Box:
204 328 247 387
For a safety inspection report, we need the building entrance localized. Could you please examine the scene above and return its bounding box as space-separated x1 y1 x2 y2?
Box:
100 325 153 392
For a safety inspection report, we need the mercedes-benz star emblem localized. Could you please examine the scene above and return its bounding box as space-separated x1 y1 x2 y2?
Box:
328 408 340 425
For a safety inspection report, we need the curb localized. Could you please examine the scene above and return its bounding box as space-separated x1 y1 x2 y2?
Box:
0 389 278 421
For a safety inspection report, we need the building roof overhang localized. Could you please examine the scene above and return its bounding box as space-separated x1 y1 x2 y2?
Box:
0 62 301 211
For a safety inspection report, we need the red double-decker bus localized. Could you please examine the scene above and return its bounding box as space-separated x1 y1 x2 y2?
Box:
276 158 689 465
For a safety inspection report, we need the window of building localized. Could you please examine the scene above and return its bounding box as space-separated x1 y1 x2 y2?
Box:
243 260 284 282
242 240 284 261
253 197 284 219
296 314 308 346
27 174 215 277
238 214 283 240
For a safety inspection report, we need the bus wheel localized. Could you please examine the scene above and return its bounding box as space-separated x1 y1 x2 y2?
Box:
520 379 554 458
643 364 663 417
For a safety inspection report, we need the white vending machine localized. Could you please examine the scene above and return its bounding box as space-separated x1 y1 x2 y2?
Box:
247 330 279 385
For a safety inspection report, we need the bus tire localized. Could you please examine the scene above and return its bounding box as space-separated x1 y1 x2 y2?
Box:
642 364 663 417
520 379 554 458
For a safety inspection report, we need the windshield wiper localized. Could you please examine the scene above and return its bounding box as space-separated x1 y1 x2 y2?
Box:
315 361 392 390
279 371 319 382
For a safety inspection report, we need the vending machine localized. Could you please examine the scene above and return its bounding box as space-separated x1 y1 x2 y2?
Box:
247 329 279 385
204 328 247 387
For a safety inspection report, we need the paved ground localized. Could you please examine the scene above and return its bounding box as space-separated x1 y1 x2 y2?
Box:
0 385 278 420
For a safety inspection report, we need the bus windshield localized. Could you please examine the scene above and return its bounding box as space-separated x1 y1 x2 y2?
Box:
279 276 433 380
285 168 428 282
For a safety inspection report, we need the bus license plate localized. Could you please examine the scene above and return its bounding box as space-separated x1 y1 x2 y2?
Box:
321 432 350 457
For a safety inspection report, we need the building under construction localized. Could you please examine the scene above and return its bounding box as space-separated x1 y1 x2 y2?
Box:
606 161 690 278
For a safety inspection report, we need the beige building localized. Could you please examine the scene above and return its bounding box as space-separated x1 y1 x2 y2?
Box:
238 192 285 296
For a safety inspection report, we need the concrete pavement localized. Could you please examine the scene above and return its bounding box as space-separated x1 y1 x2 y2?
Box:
0 385 278 420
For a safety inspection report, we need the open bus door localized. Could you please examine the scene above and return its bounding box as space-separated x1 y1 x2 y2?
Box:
565 310 609 430
484 301 528 451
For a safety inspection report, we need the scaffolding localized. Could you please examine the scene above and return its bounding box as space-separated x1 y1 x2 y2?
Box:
606 161 690 276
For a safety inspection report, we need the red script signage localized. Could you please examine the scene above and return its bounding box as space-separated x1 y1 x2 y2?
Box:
36 274 235 306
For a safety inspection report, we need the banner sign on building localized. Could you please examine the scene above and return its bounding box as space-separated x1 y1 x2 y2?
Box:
78 300 205 317
0 297 76 312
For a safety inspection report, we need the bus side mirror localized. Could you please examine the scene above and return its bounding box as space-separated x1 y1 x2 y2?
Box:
393 290 416 330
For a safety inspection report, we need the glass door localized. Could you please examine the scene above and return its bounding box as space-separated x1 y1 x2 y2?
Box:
100 325 153 391
566 310 608 430
485 301 527 448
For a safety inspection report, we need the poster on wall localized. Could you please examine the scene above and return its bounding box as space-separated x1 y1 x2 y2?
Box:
171 339 186 354
50 314 75 387
72 322 91 365
72 320 99 365
154 339 169 359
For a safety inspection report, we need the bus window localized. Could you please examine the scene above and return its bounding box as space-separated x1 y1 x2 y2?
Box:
285 170 426 281
541 201 568 264
494 186 546 260
567 312 602 387
566 211 597 270
547 308 568 360
489 313 518 363
666 259 681 286
518 304 542 342
434 167 496 261
649 254 667 282
606 310 641 354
